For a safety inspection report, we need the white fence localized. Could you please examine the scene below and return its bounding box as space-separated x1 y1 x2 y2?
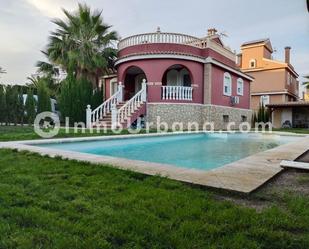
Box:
161 86 193 101
118 32 202 50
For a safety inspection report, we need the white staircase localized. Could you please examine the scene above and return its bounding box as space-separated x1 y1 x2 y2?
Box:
86 80 147 129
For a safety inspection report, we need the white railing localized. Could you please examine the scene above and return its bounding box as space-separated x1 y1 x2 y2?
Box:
162 86 193 101
114 80 147 127
86 84 123 128
118 32 203 50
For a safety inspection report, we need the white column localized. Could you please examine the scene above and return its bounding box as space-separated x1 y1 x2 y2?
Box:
111 103 118 129
141 79 147 102
117 82 123 102
86 105 92 128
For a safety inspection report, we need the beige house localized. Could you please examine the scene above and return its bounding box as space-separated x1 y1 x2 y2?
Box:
238 39 299 111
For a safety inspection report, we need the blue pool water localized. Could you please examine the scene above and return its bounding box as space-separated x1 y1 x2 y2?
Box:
37 133 299 170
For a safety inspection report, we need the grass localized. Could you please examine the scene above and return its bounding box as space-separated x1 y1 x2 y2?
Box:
272 128 309 134
0 126 152 142
1 149 309 248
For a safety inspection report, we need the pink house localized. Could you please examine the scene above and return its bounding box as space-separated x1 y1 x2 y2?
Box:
88 28 253 129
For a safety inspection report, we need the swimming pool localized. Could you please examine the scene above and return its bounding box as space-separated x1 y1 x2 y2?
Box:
36 133 300 171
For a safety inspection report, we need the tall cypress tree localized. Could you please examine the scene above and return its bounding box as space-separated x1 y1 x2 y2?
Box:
25 89 37 125
37 80 51 113
6 86 19 125
0 85 6 125
17 89 25 125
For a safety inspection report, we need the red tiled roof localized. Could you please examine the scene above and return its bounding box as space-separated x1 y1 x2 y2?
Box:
267 102 309 108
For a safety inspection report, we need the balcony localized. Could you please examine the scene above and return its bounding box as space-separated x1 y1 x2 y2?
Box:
118 31 203 50
161 86 193 101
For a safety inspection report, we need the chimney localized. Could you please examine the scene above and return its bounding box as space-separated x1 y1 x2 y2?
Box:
207 28 217 36
285 46 291 64
237 54 242 67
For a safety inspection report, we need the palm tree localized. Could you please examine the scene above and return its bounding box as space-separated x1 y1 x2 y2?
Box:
27 75 59 98
303 75 309 89
0 67 6 78
41 3 118 89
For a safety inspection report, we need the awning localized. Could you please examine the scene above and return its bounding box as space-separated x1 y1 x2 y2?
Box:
267 101 309 108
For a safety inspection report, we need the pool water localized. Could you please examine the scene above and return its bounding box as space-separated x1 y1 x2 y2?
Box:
38 133 299 170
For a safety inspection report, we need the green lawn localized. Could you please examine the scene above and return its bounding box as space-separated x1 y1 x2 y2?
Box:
272 128 309 134
0 149 309 249
0 126 151 142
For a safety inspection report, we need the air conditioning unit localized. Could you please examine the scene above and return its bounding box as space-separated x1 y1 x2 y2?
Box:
230 96 240 106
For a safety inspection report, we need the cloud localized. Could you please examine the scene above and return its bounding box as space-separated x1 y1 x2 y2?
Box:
24 0 77 18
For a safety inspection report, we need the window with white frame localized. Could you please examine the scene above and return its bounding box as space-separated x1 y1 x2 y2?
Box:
249 59 256 68
237 78 244 96
223 72 232 96
260 95 270 106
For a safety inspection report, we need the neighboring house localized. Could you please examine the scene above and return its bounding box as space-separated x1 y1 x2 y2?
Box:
238 39 299 111
304 76 309 101
304 89 309 101
90 28 253 129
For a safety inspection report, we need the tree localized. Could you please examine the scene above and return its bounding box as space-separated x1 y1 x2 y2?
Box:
25 89 37 125
0 85 7 125
41 3 118 89
303 75 309 89
0 67 6 78
17 88 25 125
59 73 93 124
5 86 19 125
256 103 270 123
37 80 51 113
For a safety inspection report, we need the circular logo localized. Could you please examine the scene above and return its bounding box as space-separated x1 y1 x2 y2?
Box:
34 112 60 138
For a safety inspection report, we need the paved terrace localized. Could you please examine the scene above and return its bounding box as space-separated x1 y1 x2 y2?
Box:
0 132 308 193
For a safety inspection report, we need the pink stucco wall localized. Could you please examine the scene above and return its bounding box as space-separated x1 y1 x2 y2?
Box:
118 43 235 68
211 65 250 109
104 78 112 99
117 59 204 104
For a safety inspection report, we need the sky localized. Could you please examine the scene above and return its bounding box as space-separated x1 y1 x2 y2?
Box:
0 0 308 92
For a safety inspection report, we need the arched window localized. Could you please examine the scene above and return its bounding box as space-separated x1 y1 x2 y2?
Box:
163 65 192 87
166 69 179 86
223 72 232 96
249 59 256 68
237 78 244 96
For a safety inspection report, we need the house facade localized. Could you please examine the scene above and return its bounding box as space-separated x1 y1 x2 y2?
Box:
238 39 299 111
90 28 253 129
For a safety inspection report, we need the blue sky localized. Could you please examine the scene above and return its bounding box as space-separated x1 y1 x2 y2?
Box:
0 0 308 92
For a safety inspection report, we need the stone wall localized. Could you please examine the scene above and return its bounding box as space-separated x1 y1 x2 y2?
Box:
147 103 252 130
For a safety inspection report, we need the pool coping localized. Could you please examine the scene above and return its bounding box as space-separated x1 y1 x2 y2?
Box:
1 131 308 193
